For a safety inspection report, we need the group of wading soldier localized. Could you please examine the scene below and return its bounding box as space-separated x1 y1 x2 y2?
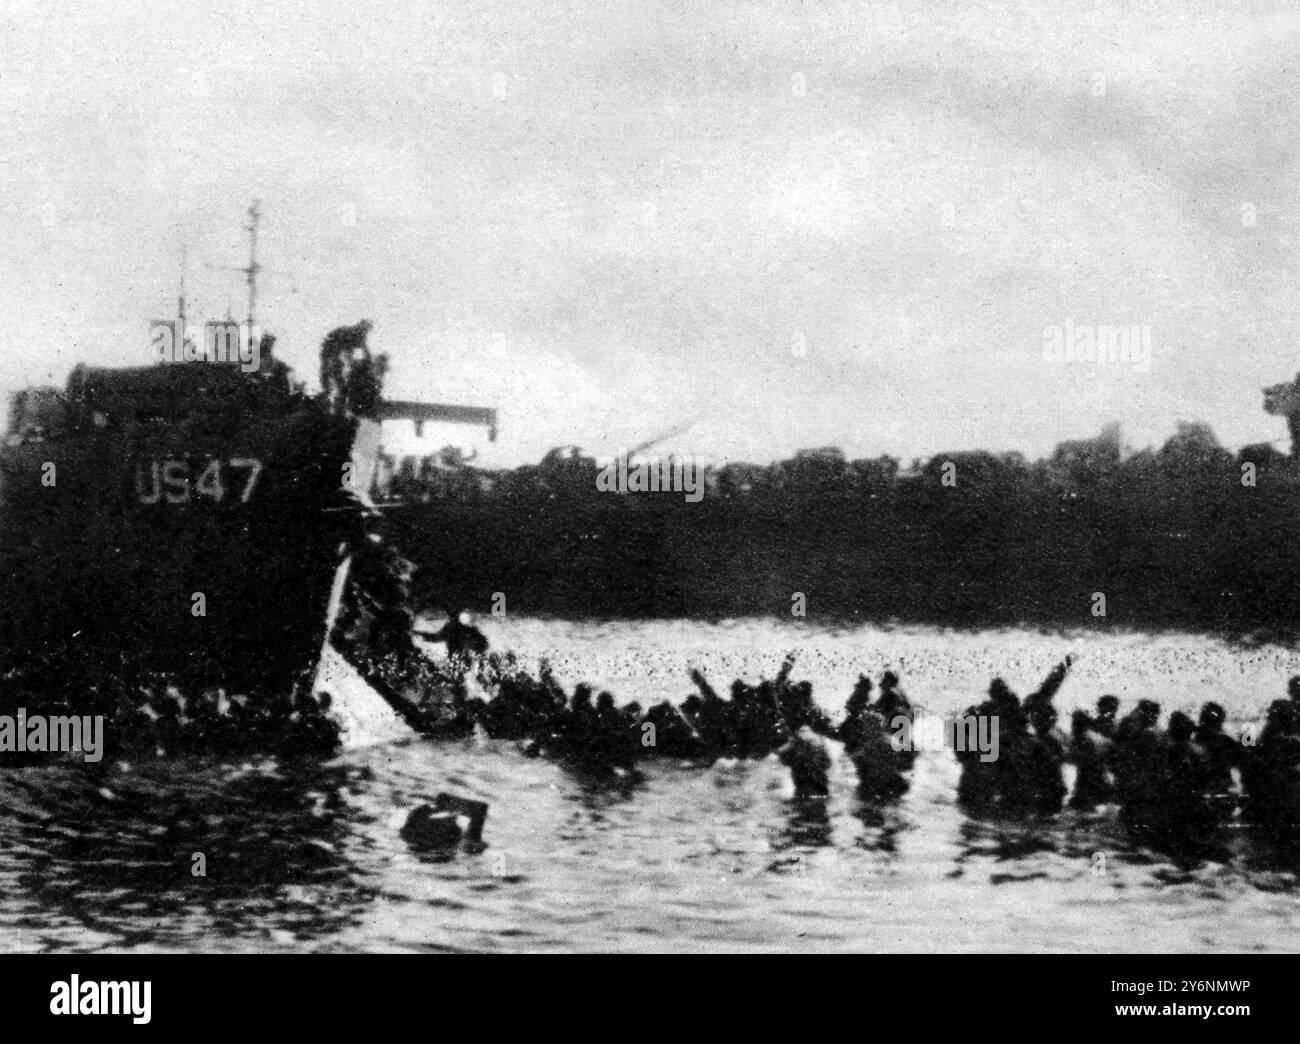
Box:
401 637 1300 842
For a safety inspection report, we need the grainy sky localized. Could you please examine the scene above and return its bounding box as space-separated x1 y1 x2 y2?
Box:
2 0 1298 466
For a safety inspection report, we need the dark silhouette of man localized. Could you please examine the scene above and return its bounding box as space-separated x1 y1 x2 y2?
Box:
416 609 488 661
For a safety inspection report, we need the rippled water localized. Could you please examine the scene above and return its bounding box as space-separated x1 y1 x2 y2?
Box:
3 618 1300 953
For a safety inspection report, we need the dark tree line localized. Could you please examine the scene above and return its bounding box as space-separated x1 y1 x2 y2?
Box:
382 420 1300 634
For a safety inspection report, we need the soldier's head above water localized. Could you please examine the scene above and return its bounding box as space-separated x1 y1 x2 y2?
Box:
1199 702 1226 730
1136 699 1161 728
1167 711 1196 742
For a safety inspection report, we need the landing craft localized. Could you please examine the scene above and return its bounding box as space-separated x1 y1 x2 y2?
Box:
0 205 497 751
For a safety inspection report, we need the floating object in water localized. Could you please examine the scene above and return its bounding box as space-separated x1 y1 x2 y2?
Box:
400 792 489 850
400 807 462 849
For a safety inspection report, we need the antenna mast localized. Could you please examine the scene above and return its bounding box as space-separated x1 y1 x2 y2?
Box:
177 240 188 329
245 199 261 335
207 201 287 347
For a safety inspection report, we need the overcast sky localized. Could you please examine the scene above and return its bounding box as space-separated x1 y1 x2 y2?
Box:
2 0 1298 466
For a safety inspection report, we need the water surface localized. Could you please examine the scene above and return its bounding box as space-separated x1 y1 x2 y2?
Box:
2 618 1298 953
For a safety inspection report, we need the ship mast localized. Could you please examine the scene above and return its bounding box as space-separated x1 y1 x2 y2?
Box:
177 240 188 330
208 200 263 348
176 239 196 357
244 199 260 334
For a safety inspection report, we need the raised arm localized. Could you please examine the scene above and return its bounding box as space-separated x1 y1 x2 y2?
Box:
689 668 722 703
1023 655 1074 712
774 653 797 690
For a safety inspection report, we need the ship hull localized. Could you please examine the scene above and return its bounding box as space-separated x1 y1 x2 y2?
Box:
0 402 358 694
